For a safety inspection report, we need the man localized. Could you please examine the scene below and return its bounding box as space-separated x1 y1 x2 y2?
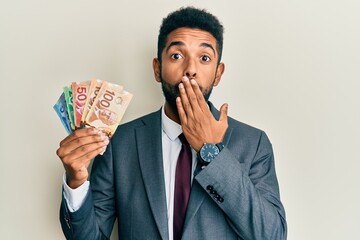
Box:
57 6 287 240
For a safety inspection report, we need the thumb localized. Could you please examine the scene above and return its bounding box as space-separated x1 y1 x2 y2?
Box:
219 103 228 122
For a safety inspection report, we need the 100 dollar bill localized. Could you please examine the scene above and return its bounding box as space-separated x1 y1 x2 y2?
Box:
85 82 132 137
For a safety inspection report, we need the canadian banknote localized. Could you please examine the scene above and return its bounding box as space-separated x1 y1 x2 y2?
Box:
53 93 73 134
72 80 91 128
63 86 75 130
54 79 133 137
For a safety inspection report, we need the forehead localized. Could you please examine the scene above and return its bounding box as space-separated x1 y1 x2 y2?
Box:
165 27 217 49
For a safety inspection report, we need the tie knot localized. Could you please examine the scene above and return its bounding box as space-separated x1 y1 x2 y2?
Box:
178 133 189 145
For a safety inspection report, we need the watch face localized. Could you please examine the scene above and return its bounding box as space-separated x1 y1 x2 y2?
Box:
200 144 220 163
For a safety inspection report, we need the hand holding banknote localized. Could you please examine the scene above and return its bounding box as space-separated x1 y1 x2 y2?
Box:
56 128 109 188
54 78 133 188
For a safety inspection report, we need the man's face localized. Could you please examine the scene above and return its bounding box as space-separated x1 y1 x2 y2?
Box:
154 27 224 113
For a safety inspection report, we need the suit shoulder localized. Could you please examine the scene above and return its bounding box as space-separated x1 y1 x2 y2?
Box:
228 116 263 135
226 116 273 157
227 116 272 144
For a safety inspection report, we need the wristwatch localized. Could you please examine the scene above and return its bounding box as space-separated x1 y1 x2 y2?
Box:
198 142 224 166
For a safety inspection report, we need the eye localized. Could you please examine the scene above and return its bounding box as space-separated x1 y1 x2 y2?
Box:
171 53 183 60
200 55 211 62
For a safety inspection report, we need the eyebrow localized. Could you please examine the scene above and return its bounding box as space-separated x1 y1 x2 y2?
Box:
165 41 216 56
200 43 216 56
165 41 184 53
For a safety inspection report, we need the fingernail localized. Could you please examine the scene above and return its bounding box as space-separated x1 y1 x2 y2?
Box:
179 83 184 89
191 79 197 85
104 138 109 144
182 76 189 82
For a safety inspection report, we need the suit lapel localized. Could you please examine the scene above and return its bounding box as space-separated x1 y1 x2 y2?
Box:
183 102 233 232
136 110 169 240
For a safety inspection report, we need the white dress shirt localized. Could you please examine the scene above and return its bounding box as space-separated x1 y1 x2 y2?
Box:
63 106 197 240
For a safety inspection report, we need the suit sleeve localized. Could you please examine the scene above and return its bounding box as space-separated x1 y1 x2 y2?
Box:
59 142 116 240
195 131 287 240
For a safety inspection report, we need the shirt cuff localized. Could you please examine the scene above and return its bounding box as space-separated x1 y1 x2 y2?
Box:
62 173 90 213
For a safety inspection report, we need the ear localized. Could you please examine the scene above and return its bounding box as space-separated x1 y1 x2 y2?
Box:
153 58 161 83
213 62 225 87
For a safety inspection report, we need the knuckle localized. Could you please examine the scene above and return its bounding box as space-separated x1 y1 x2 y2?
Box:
73 131 80 138
62 155 71 165
68 161 78 170
190 94 197 101
56 148 62 157
75 137 84 145
80 145 87 152
184 102 191 110
73 129 81 138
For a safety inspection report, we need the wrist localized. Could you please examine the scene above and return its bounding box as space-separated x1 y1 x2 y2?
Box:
197 142 224 166
66 173 88 189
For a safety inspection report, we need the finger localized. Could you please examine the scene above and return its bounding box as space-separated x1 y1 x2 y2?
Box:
57 130 108 158
182 76 201 112
190 79 210 113
62 139 108 166
219 103 229 122
60 127 98 146
176 96 187 125
179 80 194 119
69 136 108 158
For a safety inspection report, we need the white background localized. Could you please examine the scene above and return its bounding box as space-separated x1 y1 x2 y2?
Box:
1 1 359 239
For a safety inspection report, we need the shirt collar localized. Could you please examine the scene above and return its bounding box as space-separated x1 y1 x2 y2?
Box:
161 106 182 141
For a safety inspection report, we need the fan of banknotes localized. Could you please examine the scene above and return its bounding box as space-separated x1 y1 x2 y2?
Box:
53 78 133 137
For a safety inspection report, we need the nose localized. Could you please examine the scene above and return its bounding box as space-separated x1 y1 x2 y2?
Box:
184 59 197 79
186 72 196 79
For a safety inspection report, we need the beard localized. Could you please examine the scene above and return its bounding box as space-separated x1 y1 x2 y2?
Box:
160 74 214 115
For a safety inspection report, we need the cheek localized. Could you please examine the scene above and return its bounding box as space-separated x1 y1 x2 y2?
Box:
161 63 182 82
204 63 218 75
198 65 217 81
195 69 218 90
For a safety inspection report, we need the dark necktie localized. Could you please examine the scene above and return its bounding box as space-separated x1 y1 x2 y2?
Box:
173 133 192 240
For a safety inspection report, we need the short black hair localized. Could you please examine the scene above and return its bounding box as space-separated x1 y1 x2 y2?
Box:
157 6 224 64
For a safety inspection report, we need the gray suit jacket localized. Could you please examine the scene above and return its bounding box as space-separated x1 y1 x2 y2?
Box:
60 103 287 239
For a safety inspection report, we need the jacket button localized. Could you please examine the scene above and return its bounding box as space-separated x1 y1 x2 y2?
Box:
218 197 224 203
64 216 71 229
210 190 217 195
206 185 213 191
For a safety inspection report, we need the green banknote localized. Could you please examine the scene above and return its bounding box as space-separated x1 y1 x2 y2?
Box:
63 86 75 130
